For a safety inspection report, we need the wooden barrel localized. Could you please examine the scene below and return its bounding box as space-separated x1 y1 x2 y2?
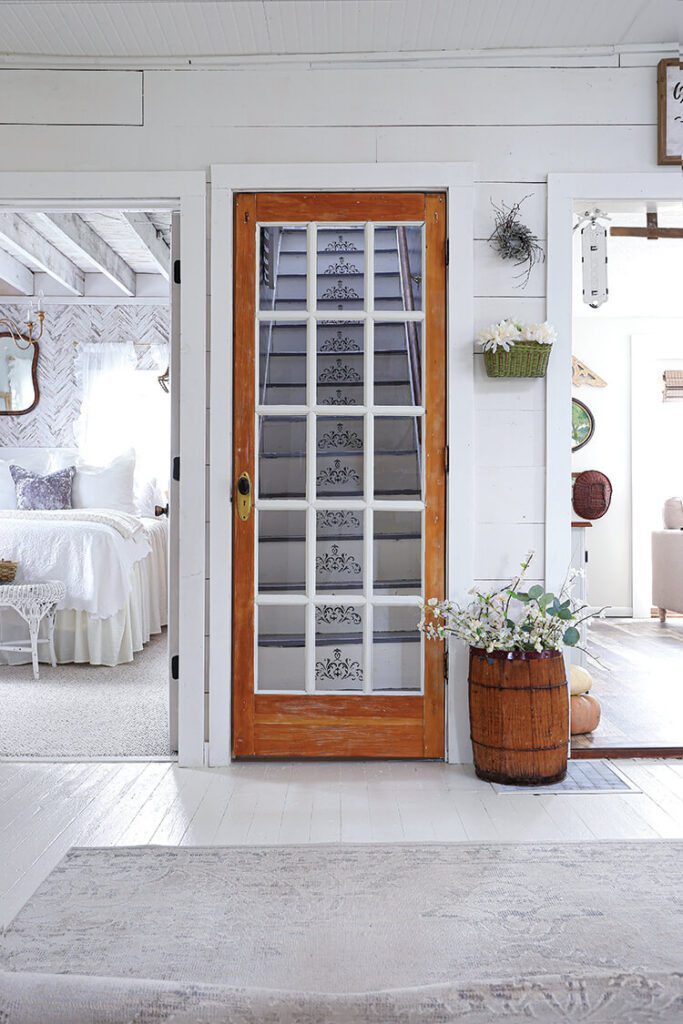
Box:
468 648 568 785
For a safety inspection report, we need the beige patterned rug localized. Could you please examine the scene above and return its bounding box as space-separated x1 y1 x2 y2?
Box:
1 842 682 1022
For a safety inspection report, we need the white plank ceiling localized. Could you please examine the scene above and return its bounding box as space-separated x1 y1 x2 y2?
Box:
0 211 171 298
0 1 679 62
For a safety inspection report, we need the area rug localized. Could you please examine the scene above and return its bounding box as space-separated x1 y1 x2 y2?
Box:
0 632 169 758
1 968 681 1023
1 843 682 1021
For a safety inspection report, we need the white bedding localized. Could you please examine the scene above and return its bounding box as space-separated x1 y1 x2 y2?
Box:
0 509 151 618
0 517 167 667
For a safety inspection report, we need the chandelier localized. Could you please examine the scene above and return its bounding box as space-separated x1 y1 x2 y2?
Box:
0 297 46 351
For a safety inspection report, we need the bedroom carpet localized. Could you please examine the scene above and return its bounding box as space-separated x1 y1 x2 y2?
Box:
0 842 682 1023
0 632 169 759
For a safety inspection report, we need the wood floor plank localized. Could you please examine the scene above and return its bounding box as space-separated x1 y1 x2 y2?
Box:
179 772 241 846
116 766 202 846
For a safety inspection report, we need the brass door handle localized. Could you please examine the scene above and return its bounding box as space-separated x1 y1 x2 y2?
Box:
236 472 252 521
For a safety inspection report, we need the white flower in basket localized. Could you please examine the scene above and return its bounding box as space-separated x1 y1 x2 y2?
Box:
477 318 557 353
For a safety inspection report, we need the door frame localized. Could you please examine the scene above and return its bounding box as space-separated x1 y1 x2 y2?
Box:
0 170 207 767
209 162 475 766
546 172 682 602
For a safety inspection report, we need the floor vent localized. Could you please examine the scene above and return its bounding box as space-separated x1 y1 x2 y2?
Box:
493 759 639 794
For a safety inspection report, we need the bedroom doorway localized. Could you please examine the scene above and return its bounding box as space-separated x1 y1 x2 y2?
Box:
0 204 178 760
231 191 447 759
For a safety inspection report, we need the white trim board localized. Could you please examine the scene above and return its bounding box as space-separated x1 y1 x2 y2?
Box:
546 172 682 597
631 333 683 619
0 170 207 769
208 162 475 767
0 41 677 72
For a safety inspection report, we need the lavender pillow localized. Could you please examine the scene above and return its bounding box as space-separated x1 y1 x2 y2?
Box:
9 464 75 511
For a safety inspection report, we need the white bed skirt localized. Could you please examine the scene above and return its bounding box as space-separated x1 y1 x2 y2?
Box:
0 519 168 668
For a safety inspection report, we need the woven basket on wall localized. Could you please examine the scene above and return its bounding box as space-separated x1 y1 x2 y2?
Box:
484 341 552 378
572 471 613 521
0 560 17 583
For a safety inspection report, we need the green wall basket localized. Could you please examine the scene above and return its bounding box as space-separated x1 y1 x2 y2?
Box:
484 341 552 379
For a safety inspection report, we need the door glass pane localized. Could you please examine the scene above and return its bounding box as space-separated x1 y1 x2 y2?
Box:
257 605 306 691
316 417 364 498
373 510 422 595
315 605 364 691
374 322 422 407
259 321 306 405
316 321 364 406
374 416 421 500
259 226 307 311
316 512 363 593
317 228 364 310
374 225 423 311
258 509 305 594
372 605 421 691
258 416 306 499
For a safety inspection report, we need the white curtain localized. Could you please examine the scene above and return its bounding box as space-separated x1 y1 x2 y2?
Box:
74 341 138 464
74 341 170 508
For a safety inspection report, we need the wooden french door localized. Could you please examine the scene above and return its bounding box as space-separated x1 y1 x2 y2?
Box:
232 192 446 758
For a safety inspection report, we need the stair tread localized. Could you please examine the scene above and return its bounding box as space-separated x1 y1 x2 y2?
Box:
258 579 420 592
260 533 421 542
259 630 420 648
265 349 411 356
260 491 419 499
258 452 413 460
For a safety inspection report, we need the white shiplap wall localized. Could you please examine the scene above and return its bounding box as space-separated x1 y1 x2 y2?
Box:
0 56 675 742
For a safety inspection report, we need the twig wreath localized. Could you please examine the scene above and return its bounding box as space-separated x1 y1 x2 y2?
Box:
487 194 545 289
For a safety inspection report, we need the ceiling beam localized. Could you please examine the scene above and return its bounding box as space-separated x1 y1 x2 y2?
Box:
35 212 136 297
611 211 683 240
0 213 84 295
123 213 170 280
0 247 34 296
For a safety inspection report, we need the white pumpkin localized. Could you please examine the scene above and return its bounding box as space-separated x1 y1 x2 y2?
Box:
569 664 593 696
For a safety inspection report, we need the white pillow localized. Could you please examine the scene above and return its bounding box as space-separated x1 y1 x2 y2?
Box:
0 450 57 509
663 497 683 530
72 450 137 515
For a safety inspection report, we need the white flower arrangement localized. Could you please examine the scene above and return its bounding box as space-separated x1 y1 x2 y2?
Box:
418 553 603 655
477 318 557 353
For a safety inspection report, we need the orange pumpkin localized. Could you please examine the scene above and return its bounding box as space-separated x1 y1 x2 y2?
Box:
570 694 601 735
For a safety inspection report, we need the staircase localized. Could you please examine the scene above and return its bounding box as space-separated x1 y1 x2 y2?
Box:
257 225 424 692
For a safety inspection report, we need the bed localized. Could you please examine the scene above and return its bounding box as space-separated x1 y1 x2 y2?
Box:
0 447 168 667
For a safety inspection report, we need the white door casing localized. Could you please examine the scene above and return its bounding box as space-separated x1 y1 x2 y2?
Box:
0 171 207 767
208 163 475 766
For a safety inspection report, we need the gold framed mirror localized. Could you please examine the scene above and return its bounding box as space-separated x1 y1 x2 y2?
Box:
0 331 39 416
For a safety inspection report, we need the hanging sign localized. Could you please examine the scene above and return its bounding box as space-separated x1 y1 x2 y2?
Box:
658 58 683 165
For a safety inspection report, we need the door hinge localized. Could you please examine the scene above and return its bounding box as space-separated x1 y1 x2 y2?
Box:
444 649 449 682
444 444 449 474
173 259 181 285
172 456 180 482
171 655 179 681
445 239 449 267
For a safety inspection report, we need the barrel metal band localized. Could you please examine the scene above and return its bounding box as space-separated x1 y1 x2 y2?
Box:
468 680 567 692
470 736 567 753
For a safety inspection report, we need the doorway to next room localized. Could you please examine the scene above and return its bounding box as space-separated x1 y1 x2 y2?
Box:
570 200 683 757
0 207 176 760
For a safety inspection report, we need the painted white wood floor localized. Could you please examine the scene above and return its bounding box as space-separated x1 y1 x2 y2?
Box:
1 758 683 928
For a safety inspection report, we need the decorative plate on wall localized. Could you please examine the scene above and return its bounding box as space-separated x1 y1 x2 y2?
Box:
572 398 595 452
